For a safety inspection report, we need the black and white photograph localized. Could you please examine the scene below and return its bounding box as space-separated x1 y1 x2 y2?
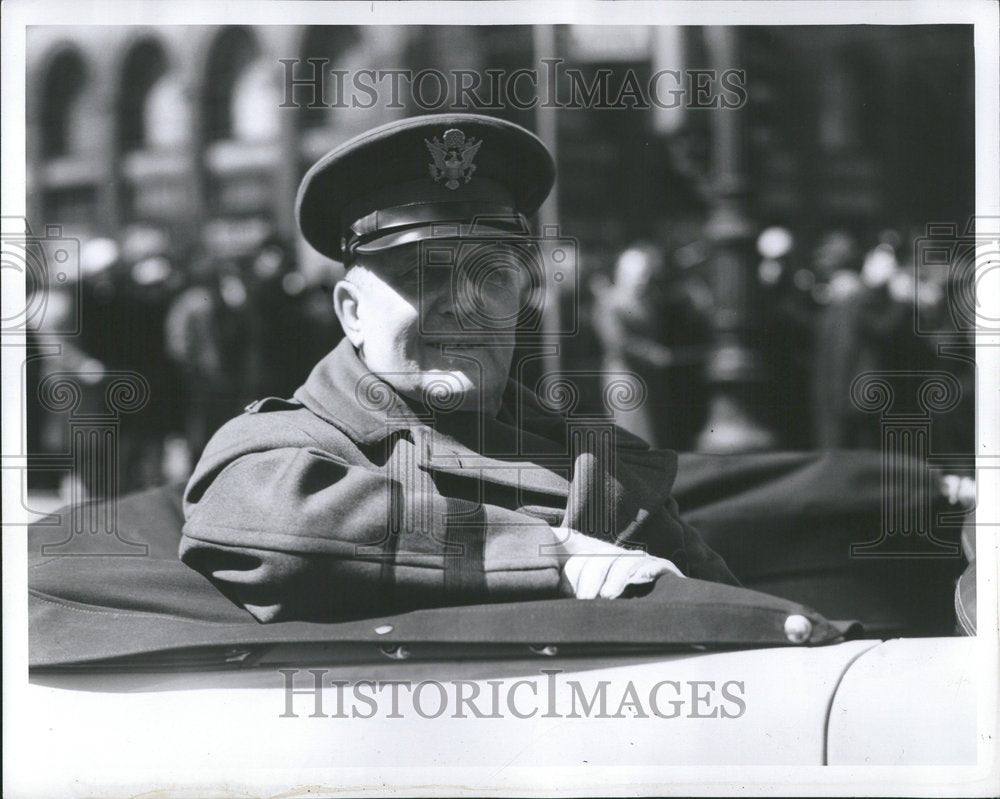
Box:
2 1 998 797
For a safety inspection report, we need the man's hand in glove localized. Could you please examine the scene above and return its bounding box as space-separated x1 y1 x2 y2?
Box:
551 528 684 599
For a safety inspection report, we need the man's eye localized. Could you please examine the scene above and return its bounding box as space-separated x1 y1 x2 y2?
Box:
394 271 422 293
484 269 521 295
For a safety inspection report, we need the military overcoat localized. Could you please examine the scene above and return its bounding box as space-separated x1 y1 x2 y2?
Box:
181 339 738 622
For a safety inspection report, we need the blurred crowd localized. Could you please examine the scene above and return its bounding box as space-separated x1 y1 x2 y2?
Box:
27 223 974 499
27 229 344 496
586 226 974 454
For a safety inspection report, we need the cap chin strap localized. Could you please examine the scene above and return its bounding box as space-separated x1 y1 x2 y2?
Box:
342 202 529 261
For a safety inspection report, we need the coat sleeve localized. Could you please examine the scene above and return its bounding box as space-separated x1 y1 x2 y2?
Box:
180 441 563 622
664 494 741 586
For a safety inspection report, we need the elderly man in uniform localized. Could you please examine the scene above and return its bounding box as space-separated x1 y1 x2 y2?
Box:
180 114 970 633
180 115 737 623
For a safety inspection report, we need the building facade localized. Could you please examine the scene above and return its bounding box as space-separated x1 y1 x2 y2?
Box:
27 24 974 270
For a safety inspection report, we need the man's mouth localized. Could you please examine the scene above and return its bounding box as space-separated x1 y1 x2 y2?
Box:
423 337 509 350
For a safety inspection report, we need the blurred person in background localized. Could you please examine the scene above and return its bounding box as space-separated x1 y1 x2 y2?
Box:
294 270 346 381
592 242 713 450
856 230 934 377
552 245 609 415
756 226 817 449
27 240 114 501
810 229 868 448
247 235 304 399
165 252 261 470
77 236 127 386
858 229 972 456
116 243 186 490
810 228 952 449
246 235 344 400
911 237 975 458
73 230 179 490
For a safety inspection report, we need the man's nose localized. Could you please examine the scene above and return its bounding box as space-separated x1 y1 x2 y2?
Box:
429 289 459 319
418 286 460 332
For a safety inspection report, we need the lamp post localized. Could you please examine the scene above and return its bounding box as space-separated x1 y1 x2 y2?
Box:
695 27 776 453
533 24 562 380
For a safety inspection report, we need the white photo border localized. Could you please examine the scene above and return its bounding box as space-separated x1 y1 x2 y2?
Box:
3 2 997 797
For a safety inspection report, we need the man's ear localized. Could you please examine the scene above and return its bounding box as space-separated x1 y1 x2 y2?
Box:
332 279 364 348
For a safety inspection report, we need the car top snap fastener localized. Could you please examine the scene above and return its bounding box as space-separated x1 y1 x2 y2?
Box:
224 649 253 664
529 644 559 657
380 644 411 660
784 614 812 644
374 624 394 635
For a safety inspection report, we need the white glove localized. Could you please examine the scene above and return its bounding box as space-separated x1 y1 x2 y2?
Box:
550 527 684 600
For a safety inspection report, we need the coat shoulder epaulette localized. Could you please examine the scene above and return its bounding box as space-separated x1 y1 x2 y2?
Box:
243 397 305 414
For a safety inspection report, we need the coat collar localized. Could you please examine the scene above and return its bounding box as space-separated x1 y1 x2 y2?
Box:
294 338 419 445
292 338 675 503
293 338 569 450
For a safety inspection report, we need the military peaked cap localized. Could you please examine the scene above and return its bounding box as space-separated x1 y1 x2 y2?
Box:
296 113 556 263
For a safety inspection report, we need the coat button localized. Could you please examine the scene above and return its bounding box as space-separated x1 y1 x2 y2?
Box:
784 614 813 644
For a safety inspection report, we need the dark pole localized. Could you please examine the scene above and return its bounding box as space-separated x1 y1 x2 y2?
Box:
695 27 776 453
533 24 562 379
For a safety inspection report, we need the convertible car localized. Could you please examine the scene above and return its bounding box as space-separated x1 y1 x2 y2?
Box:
22 463 981 796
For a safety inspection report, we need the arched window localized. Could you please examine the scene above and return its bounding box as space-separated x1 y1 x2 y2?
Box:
119 39 189 151
297 26 361 130
144 77 189 150
203 27 278 143
231 60 281 141
41 49 91 158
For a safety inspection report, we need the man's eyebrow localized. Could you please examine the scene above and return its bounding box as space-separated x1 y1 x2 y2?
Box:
377 251 422 278
383 264 423 288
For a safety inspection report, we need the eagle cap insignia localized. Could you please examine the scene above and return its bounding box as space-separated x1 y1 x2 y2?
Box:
425 128 483 190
